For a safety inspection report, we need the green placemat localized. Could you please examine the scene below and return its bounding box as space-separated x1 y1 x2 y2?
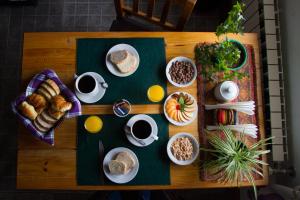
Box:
77 114 170 185
76 38 167 104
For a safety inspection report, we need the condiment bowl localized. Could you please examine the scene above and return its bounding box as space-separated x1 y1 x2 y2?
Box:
166 56 197 88
167 132 199 165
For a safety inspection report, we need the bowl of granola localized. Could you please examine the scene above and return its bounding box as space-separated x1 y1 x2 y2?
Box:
167 132 199 165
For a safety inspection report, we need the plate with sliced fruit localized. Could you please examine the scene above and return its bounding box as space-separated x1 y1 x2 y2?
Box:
163 92 198 126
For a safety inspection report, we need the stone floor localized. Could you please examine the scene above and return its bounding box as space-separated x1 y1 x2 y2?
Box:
0 0 243 199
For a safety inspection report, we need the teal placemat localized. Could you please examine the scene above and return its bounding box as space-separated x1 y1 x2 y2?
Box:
77 114 170 185
76 38 167 104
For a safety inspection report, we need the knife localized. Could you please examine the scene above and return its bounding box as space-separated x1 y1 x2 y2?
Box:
98 140 105 184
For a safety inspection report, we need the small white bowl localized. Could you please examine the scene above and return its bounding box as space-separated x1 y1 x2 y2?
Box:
167 132 199 165
166 56 197 88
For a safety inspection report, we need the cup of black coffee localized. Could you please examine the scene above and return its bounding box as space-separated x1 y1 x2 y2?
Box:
125 115 159 146
75 73 99 97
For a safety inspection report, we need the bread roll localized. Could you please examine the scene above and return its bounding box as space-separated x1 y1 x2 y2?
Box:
45 79 60 95
115 152 135 172
27 93 47 114
37 87 52 101
108 160 127 175
18 101 38 120
48 108 65 120
51 95 72 112
40 83 57 97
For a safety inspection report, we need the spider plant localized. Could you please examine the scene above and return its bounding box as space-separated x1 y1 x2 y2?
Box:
200 126 273 200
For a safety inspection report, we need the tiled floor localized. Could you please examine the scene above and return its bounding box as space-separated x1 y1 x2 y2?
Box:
0 0 234 199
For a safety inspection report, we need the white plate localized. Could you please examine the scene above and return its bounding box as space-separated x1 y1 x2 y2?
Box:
75 72 107 104
103 147 139 184
165 56 197 88
125 114 158 147
106 44 140 77
167 132 199 165
163 92 198 126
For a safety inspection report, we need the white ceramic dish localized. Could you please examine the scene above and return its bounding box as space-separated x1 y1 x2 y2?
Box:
125 114 158 147
75 72 107 104
106 44 140 77
165 56 197 88
163 92 198 126
167 132 199 165
103 147 139 184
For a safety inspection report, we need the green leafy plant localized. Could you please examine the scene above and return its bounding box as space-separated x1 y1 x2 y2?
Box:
201 126 273 200
195 1 247 82
216 1 245 37
195 42 246 81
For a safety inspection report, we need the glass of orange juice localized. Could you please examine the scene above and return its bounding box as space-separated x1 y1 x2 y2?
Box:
84 116 103 134
147 85 165 102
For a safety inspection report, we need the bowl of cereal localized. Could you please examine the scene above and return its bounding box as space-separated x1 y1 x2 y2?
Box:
167 132 199 165
166 57 197 88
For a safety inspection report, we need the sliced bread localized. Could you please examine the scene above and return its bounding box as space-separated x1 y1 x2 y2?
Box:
45 79 60 95
37 87 52 101
108 160 127 175
115 152 135 172
40 110 57 124
35 114 54 129
40 83 57 97
110 50 128 65
115 53 137 74
33 119 49 133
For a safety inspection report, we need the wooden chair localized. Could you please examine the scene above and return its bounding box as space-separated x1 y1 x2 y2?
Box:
110 0 197 31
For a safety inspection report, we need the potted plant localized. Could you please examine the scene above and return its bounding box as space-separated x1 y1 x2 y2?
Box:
195 1 247 81
201 126 273 200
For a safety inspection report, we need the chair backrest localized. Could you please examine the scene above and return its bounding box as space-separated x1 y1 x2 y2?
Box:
114 0 197 31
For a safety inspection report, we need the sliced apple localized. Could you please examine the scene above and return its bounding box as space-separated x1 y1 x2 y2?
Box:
184 104 195 113
179 111 189 122
182 110 193 120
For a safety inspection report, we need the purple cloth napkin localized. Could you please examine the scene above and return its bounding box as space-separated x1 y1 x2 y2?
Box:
11 69 81 146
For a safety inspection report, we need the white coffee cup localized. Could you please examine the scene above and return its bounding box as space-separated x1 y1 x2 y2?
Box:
75 72 107 97
124 114 158 146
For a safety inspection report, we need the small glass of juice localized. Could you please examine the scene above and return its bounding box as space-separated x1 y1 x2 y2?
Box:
147 85 165 102
84 116 103 133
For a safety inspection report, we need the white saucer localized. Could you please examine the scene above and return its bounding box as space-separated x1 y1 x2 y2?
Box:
75 72 107 104
125 114 158 147
103 147 139 184
106 44 140 77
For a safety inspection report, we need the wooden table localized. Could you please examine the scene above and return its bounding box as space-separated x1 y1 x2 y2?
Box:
17 32 268 190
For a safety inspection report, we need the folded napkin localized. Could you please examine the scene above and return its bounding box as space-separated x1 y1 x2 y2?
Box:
206 124 258 138
205 101 255 115
11 69 81 145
